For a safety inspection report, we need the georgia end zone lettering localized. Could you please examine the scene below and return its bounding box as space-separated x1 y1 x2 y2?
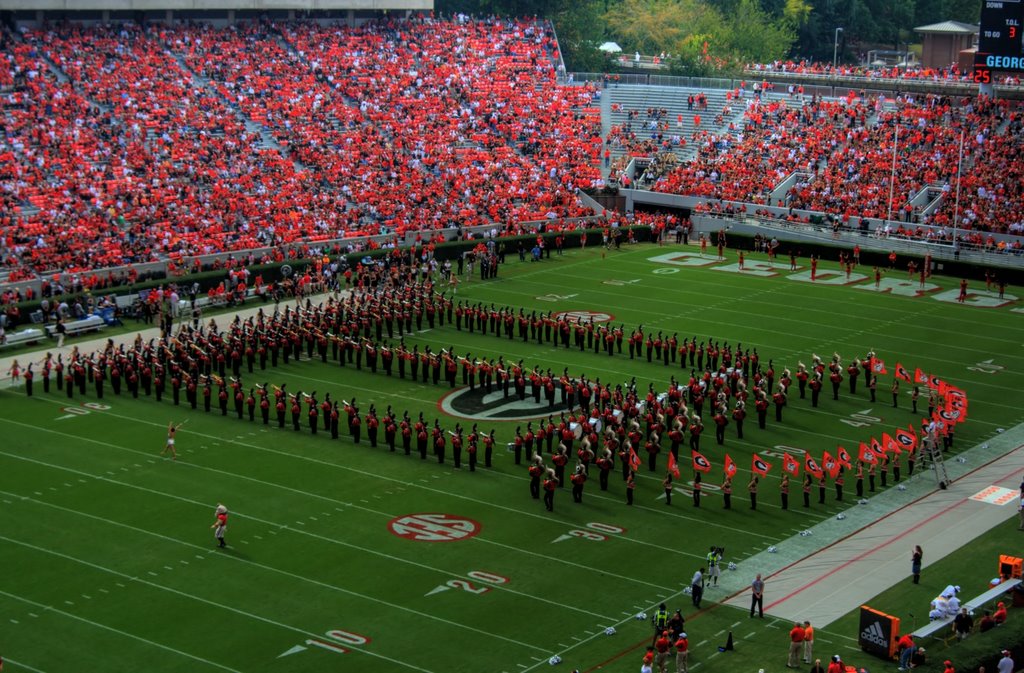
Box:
646 254 1020 308
439 386 573 421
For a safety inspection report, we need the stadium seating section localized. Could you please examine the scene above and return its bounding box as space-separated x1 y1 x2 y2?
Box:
1 21 1021 281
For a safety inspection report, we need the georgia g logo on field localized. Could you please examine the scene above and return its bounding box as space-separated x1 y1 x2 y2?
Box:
439 387 572 422
554 310 615 323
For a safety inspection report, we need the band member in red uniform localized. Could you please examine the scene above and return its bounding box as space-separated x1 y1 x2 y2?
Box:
528 455 544 498
513 427 524 465
543 469 557 511
688 415 703 451
552 446 569 488
433 421 446 464
755 393 768 429
829 366 842 401
713 407 728 445
399 413 411 454
307 394 319 435
773 386 787 422
733 400 746 439
219 379 230 416
571 464 587 503
289 393 301 431
276 393 286 428
384 408 397 452
597 449 613 491
367 406 379 448
466 425 478 471
646 434 661 472
483 429 495 467
451 425 463 468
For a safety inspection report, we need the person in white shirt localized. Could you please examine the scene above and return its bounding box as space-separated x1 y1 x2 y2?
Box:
998 650 1014 673
690 567 705 608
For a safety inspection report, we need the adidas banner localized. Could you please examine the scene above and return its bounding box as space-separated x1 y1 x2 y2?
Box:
858 606 899 659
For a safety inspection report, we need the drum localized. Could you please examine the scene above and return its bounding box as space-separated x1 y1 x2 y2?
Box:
589 417 603 434
570 422 582 439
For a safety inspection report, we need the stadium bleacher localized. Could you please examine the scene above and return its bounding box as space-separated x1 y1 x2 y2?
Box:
1 19 1022 286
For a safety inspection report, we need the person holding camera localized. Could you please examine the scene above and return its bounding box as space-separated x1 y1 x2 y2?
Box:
706 546 722 587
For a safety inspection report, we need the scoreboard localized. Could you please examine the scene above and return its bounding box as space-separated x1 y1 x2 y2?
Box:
974 0 1024 80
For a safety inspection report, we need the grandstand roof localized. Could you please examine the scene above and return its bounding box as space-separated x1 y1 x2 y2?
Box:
0 0 430 11
913 20 979 35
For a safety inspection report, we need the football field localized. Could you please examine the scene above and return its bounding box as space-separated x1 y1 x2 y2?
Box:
2 243 1022 673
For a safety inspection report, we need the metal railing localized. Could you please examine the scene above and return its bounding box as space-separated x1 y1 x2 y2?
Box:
569 72 738 90
741 67 1024 92
569 70 1024 100
693 211 1024 269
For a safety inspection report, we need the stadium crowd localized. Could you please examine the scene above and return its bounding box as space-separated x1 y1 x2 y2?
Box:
2 18 1022 283
1 16 604 279
653 90 1024 241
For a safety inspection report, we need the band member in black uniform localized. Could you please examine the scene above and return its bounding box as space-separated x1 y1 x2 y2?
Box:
291 394 302 431
451 424 463 468
433 421 445 464
260 387 270 425
483 429 495 467
401 413 412 454
384 408 397 452
416 415 428 459
467 425 478 471
367 405 379 448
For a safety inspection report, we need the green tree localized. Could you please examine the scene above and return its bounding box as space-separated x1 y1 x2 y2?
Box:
725 0 797 62
783 0 814 28
603 0 691 55
914 0 951 28
948 0 981 23
549 0 617 72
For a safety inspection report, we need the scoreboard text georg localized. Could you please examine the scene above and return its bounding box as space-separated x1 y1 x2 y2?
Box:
974 0 1024 81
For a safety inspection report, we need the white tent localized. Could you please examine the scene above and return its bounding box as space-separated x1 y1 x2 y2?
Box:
598 42 622 53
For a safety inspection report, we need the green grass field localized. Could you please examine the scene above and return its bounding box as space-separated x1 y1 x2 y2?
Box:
2 243 1022 673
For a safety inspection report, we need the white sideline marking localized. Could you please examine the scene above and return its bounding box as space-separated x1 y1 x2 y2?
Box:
0 587 243 672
